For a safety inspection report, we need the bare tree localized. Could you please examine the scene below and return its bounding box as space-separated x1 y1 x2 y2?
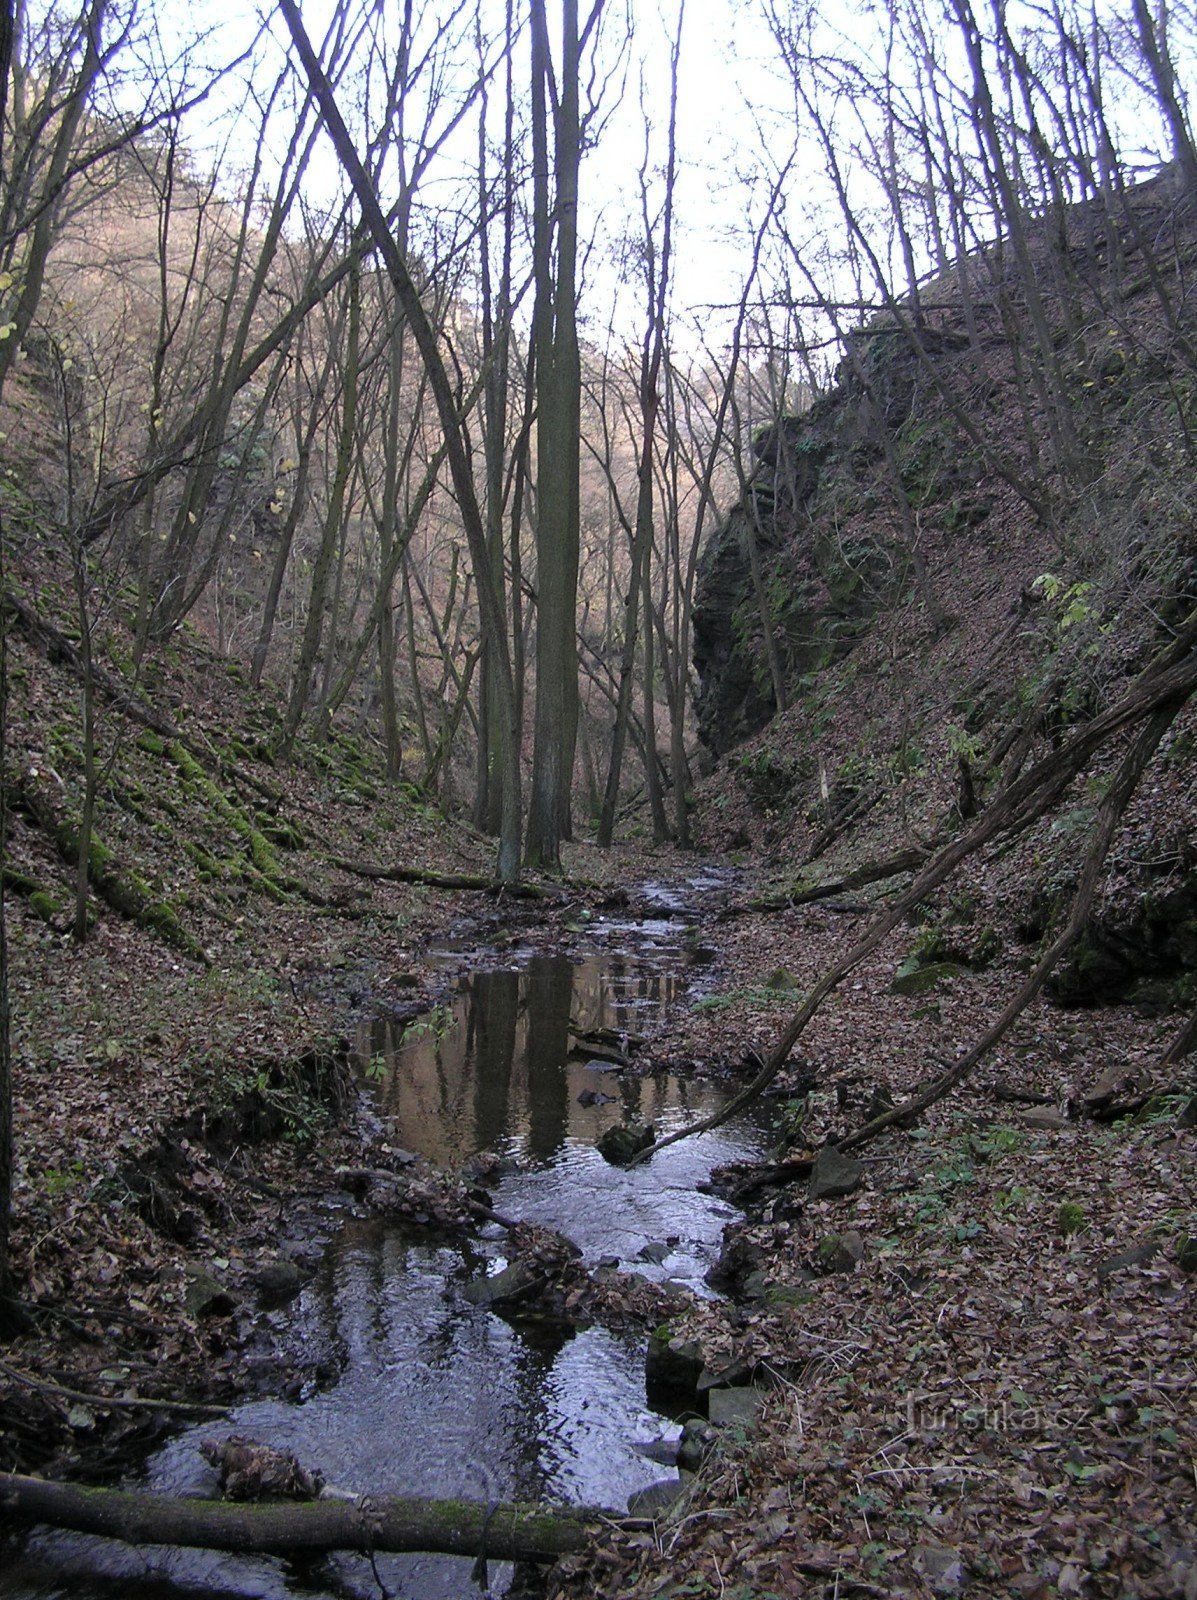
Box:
280 0 524 880
596 13 681 847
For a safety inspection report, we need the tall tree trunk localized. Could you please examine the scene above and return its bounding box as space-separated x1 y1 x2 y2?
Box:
282 261 361 751
1132 0 1197 200
596 11 681 845
526 0 582 870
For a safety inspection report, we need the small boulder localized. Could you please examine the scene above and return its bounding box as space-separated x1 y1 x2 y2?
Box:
816 1229 864 1274
646 1327 706 1402
252 1260 304 1305
635 1436 681 1467
463 1259 544 1309
598 1122 655 1165
1019 1110 1069 1131
808 1146 864 1202
697 1355 756 1394
914 1544 970 1595
1096 1241 1159 1279
638 1241 671 1265
705 1229 767 1295
708 1387 764 1431
577 1089 617 1107
765 967 800 992
1080 1061 1141 1112
184 1265 239 1320
676 1417 717 1472
627 1479 685 1517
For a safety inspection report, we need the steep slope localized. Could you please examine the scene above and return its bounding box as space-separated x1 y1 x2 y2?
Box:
689 169 1197 1010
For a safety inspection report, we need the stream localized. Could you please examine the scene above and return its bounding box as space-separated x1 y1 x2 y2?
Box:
2 877 772 1600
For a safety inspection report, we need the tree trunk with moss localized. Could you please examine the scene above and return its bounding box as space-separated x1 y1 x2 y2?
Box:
0 1474 599 1563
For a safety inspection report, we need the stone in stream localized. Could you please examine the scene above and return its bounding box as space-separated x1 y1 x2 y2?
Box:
463 1259 546 1310
808 1145 865 1201
627 1478 686 1517
598 1121 656 1165
638 1240 671 1265
252 1260 305 1305
577 1089 618 1107
676 1417 717 1471
646 1326 706 1403
635 1436 682 1467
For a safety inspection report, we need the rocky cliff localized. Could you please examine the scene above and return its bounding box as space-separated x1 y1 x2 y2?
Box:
692 171 1197 771
689 172 1197 1014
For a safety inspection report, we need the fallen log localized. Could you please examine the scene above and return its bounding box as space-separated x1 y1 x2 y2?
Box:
331 858 564 900
0 1473 600 1562
743 848 929 912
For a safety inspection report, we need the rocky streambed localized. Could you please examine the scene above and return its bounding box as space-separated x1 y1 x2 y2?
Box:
1 876 777 1600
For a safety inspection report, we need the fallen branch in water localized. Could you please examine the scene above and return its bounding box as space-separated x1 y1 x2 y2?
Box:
0 1472 601 1562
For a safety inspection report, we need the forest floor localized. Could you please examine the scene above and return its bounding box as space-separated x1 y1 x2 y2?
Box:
4 816 1194 1599
0 557 1193 1597
551 872 1196 1600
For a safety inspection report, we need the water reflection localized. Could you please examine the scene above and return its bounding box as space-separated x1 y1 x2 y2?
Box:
363 953 688 1169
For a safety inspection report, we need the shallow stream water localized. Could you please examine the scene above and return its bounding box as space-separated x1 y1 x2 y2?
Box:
2 879 770 1600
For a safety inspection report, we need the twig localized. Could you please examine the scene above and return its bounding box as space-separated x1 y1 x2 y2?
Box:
0 1357 230 1417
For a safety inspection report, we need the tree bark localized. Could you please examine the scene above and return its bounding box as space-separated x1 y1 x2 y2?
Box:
526 0 583 870
0 1473 598 1563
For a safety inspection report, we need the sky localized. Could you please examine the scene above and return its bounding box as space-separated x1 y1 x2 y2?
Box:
82 0 1194 382
118 0 794 354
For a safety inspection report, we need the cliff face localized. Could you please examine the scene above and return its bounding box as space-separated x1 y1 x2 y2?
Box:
690 172 1197 771
692 327 981 759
